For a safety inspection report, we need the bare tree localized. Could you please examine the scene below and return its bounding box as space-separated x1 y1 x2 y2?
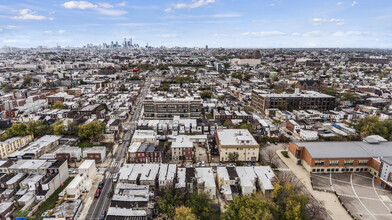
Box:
263 148 277 165
277 172 301 189
306 200 327 219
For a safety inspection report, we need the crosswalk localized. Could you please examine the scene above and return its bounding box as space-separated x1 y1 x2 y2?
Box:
105 173 117 179
111 161 122 168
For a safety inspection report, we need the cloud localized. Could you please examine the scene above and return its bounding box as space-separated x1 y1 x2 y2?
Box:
96 8 127 16
291 32 301 36
44 30 52 34
175 0 215 9
49 17 54 20
212 13 242 18
242 31 286 37
352 1 357 6
12 9 46 20
164 8 174 13
62 1 97 9
311 18 345 26
62 1 127 16
337 2 343 5
116 23 147 26
157 33 178 38
303 31 324 37
117 1 127 7
98 3 113 8
311 18 327 25
333 31 369 37
58 30 66 34
0 29 2 33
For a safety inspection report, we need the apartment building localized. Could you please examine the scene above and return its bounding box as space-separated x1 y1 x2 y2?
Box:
143 96 202 119
251 90 335 113
0 135 33 159
215 129 259 162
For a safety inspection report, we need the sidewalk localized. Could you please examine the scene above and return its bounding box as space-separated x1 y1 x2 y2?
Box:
78 174 104 219
276 150 352 220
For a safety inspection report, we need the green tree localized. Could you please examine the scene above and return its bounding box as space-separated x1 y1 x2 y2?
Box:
222 194 278 220
8 123 29 137
53 121 67 135
26 121 52 137
185 192 212 220
200 90 212 99
23 75 33 84
175 206 197 220
271 183 309 220
53 102 65 109
78 121 106 141
0 133 8 141
158 190 181 219
341 92 357 102
240 122 254 133
242 105 254 112
322 87 337 96
272 76 279 82
223 120 234 128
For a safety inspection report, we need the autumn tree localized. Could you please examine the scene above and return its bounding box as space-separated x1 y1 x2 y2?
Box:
53 102 65 109
175 206 196 220
8 123 29 137
78 121 106 142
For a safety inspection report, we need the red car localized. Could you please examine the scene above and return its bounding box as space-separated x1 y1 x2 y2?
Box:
95 189 101 198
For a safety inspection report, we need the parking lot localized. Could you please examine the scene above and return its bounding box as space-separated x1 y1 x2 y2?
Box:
312 173 392 220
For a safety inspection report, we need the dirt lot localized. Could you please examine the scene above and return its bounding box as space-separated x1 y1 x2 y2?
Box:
312 173 392 220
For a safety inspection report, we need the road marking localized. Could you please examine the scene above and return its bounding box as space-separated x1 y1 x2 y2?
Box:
372 177 391 211
338 193 385 201
330 173 335 192
350 174 376 220
312 174 391 192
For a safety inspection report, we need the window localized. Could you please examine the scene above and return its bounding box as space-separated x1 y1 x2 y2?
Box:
315 160 324 166
329 160 339 165
358 160 368 165
344 160 354 165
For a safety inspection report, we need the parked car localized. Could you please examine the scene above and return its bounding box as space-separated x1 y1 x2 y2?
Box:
287 131 292 135
98 181 104 189
201 161 206 167
99 211 107 220
119 140 123 144
95 189 101 198
113 173 119 183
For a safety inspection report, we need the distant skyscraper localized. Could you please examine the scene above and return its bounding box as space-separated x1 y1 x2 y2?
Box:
206 45 208 50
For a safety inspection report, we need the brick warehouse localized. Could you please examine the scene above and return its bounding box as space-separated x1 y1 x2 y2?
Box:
287 136 392 189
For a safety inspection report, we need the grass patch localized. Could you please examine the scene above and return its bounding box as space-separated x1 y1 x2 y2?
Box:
77 141 93 149
281 151 289 158
34 177 74 219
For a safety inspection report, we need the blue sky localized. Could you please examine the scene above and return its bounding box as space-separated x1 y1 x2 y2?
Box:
0 0 391 48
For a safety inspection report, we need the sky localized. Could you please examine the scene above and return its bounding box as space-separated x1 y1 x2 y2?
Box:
0 0 391 48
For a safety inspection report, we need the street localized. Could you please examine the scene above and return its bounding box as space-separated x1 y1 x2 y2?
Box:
85 73 152 220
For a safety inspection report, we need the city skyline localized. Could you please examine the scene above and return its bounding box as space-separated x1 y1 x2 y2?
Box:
0 0 391 48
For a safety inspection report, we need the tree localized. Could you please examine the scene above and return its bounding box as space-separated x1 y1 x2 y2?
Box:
53 102 65 109
0 133 8 141
271 183 309 220
185 192 212 220
341 92 357 102
175 206 196 220
223 120 234 128
242 105 254 112
23 75 33 84
158 190 181 219
322 87 337 96
53 121 67 135
240 122 254 133
272 76 279 82
228 152 239 162
78 121 106 142
8 123 29 137
263 148 277 165
200 90 212 99
26 121 52 137
222 194 278 220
